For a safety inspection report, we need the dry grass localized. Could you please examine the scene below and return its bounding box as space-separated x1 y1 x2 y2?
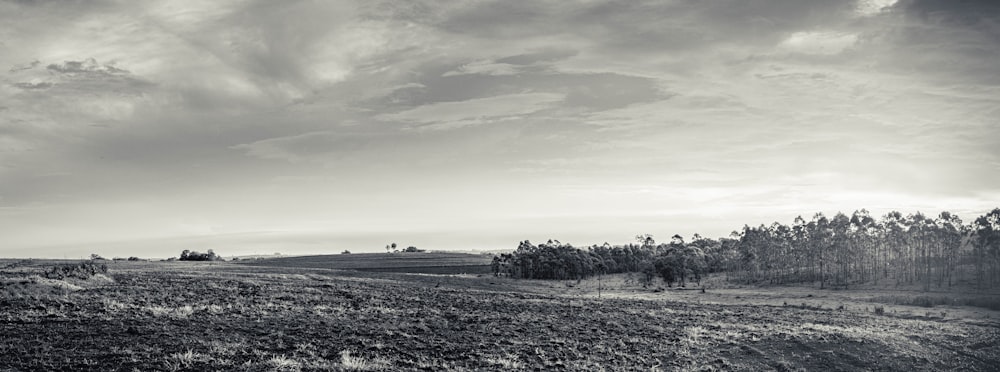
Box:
339 350 391 371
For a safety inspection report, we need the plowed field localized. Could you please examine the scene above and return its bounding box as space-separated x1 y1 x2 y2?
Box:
1 261 998 371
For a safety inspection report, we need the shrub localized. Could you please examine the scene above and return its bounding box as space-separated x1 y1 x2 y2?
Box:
874 306 885 315
43 262 108 280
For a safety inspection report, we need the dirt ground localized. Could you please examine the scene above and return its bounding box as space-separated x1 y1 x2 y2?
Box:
1 261 998 371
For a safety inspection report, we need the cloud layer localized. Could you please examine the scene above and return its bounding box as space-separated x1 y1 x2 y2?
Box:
1 0 998 257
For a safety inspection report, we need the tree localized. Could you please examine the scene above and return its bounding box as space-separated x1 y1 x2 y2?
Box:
907 212 933 291
342 250 351 254
935 211 962 287
807 213 831 288
972 208 1000 288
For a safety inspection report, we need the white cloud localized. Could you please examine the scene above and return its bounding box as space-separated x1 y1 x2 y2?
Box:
779 31 858 55
442 60 521 77
230 131 343 163
855 0 899 17
376 92 564 129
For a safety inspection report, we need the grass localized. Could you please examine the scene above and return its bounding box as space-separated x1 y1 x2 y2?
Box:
870 293 1000 311
267 355 303 371
339 350 390 371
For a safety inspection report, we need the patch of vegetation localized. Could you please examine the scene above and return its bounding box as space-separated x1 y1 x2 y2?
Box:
870 294 1000 311
42 262 108 280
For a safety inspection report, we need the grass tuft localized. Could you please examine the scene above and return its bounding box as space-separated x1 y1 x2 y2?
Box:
339 350 390 371
267 355 303 371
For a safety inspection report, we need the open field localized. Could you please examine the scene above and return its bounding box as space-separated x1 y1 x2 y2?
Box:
239 252 494 275
1 259 999 371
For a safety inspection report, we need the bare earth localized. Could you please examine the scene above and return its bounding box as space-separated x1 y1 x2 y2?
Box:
1 259 998 371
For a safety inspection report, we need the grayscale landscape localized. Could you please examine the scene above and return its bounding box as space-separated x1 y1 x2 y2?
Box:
1 0 999 371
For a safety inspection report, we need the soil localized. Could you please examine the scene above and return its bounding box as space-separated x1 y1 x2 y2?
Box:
1 261 998 371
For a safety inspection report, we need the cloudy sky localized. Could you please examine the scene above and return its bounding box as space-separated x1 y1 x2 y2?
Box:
1 0 998 258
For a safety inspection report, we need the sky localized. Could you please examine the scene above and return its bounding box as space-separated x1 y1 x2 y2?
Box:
1 0 999 258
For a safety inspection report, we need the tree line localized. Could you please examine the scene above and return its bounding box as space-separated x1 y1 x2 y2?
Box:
492 208 1000 291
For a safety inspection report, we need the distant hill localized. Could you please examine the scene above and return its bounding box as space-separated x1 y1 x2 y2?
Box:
236 252 494 275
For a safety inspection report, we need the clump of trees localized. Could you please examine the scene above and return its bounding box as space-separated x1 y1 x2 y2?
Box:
384 243 425 253
727 208 1000 290
179 249 222 261
495 208 1000 291
492 237 708 287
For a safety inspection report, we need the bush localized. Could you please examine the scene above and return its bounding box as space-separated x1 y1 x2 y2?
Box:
43 262 108 280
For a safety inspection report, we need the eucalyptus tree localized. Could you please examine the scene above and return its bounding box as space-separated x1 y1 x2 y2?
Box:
882 211 908 283
829 212 852 287
850 209 877 283
935 211 963 287
792 216 810 282
972 208 1000 288
906 212 935 291
807 213 832 288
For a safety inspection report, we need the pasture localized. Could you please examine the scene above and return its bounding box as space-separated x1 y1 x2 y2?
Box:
0 257 998 371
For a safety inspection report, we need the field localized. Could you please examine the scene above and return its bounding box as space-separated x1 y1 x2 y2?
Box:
1 258 999 371
239 252 494 275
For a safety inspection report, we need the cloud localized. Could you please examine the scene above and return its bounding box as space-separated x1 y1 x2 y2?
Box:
1 0 999 256
496 47 578 65
376 92 564 130
855 0 899 16
442 61 521 77
8 60 39 73
230 131 356 163
46 58 129 75
779 31 858 55
11 81 52 90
